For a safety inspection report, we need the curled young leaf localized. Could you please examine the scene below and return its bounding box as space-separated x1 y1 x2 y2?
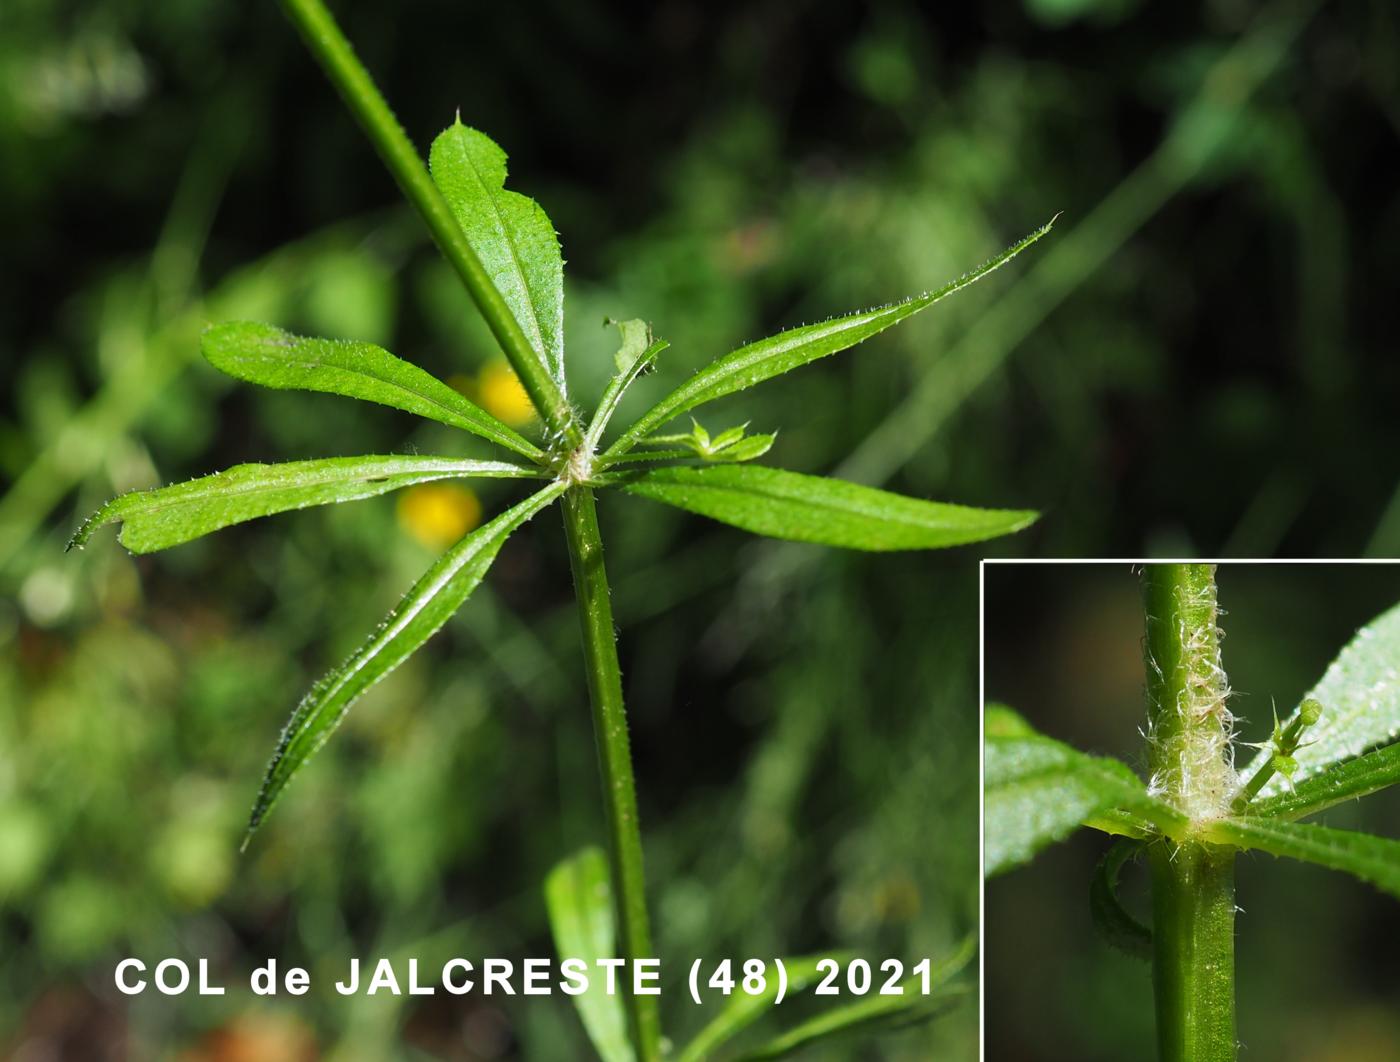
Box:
605 218 1056 457
1089 840 1153 961
203 321 542 460
245 481 566 841
69 455 543 555
615 464 1037 551
429 121 566 390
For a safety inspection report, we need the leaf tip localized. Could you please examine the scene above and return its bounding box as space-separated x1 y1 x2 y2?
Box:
992 508 1040 537
242 800 270 853
67 500 119 553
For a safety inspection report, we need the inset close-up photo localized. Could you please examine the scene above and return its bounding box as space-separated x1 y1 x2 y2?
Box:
983 562 1400 1061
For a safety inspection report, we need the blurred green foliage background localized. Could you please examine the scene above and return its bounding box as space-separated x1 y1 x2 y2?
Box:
1 0 1397 1058
985 564 1400 1061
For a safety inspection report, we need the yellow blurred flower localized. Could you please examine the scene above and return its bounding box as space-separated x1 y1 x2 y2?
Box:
396 483 482 549
477 360 536 426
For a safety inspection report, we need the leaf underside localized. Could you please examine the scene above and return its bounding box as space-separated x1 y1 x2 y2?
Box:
984 705 1181 877
617 464 1038 552
1204 816 1400 901
544 847 633 1062
1244 599 1400 796
69 455 540 554
245 482 565 840
202 321 539 458
430 121 566 390
608 217 1056 455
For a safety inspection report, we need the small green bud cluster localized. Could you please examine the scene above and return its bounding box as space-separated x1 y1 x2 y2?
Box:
1231 698 1324 811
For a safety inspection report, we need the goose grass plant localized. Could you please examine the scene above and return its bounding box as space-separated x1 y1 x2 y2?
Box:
986 563 1400 1061
69 0 1051 1056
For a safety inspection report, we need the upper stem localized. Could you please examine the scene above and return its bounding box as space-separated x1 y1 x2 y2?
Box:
1140 563 1237 1062
1142 563 1234 821
277 0 578 445
560 487 662 1062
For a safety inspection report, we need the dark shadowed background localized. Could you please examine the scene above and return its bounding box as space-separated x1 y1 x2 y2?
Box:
2 0 1398 1058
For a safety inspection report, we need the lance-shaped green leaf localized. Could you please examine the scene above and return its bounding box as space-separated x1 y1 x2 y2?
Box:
545 847 633 1062
605 218 1055 457
675 955 846 1062
613 465 1036 551
69 455 543 555
584 329 669 455
1202 816 1400 901
429 121 566 389
985 705 1184 876
1243 599 1400 797
203 321 542 460
245 482 566 840
1250 741 1400 821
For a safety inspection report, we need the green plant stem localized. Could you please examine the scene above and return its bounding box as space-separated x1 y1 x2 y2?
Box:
1147 841 1236 1062
276 0 577 444
1141 563 1237 1062
560 487 662 1062
1141 563 1233 820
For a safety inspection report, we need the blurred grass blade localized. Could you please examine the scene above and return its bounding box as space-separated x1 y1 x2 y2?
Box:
1250 741 1400 821
605 219 1055 456
545 847 634 1062
1241 600 1400 797
245 482 566 841
1090 840 1153 961
675 955 845 1062
1203 817 1400 900
733 940 974 1061
429 121 566 389
613 465 1037 551
203 321 542 460
984 704 1184 876
735 987 965 1060
69 455 543 554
